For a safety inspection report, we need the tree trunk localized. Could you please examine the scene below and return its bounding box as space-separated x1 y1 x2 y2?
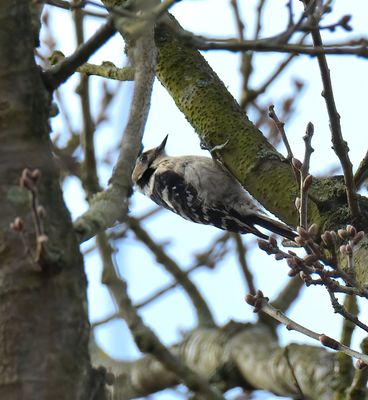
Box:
0 2 98 398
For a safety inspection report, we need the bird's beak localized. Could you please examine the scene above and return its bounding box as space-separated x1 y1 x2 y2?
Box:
155 134 168 155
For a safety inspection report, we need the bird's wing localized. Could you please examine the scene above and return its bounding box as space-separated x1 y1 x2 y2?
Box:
150 169 269 238
150 169 203 222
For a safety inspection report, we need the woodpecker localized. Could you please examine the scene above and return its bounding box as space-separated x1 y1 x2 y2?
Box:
132 136 296 240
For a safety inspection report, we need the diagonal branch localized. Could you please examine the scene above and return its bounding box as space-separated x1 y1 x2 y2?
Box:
42 19 116 90
302 1 361 222
127 217 215 327
98 233 225 400
246 291 368 364
73 19 156 242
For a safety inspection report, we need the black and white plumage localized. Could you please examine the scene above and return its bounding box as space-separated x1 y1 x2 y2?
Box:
132 136 295 240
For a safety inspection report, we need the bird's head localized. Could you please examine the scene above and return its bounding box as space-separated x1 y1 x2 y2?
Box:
132 135 168 184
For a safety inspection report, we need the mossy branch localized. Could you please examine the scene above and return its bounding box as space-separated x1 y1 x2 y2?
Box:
155 16 319 228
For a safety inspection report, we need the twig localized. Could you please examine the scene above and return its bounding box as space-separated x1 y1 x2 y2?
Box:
250 47 302 101
41 0 107 18
232 234 256 295
254 0 267 40
43 20 116 90
302 1 361 222
184 35 368 58
127 217 215 327
327 291 368 334
136 232 230 309
268 105 299 183
73 5 100 197
19 169 49 267
91 312 118 329
92 232 229 328
245 291 368 365
258 230 368 299
299 122 314 228
230 0 245 42
229 0 252 108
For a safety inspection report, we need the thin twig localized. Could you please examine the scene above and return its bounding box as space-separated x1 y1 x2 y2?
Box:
299 122 314 228
73 4 101 197
245 291 368 364
91 233 229 328
233 234 256 295
268 105 299 183
136 232 230 309
302 1 361 222
127 217 215 327
327 290 368 334
185 35 368 57
42 0 107 18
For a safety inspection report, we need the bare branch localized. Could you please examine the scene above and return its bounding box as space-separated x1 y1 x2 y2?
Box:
268 105 299 183
43 20 116 90
245 291 368 364
299 122 314 229
232 234 256 295
302 1 361 222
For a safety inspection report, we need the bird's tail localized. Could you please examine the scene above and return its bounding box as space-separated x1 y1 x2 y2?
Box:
245 213 296 241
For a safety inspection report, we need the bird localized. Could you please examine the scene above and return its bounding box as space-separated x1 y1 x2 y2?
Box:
131 135 296 241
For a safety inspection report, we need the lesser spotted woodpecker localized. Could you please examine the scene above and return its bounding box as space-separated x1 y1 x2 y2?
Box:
132 136 295 240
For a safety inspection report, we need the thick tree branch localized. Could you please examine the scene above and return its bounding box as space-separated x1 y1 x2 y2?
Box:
74 19 156 242
102 323 341 399
155 16 314 228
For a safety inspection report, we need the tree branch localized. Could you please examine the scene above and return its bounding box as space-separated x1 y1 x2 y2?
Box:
74 18 156 242
43 19 116 90
302 1 361 222
127 217 215 327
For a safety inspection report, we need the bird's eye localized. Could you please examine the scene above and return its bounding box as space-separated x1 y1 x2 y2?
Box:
140 154 147 162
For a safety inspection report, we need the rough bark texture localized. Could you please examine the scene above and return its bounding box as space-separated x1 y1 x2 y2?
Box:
0 2 96 399
106 323 341 399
